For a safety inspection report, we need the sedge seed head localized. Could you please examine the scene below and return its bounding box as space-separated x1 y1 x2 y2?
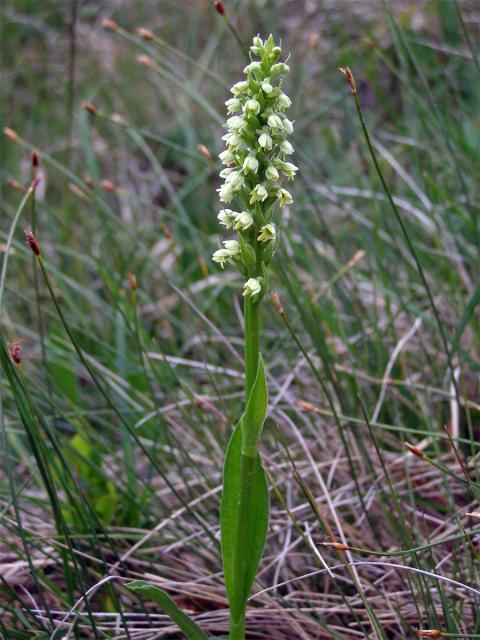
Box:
81 102 98 116
9 340 22 365
101 18 119 32
214 1 225 16
135 27 154 40
24 229 40 256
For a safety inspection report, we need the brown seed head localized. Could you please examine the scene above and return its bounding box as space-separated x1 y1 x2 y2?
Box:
127 272 137 291
100 179 116 193
68 183 90 201
271 291 285 318
297 400 318 413
3 127 18 142
6 177 26 193
320 541 350 552
309 32 320 49
101 18 119 32
214 1 225 16
135 27 155 40
137 54 155 69
418 631 442 638
197 143 213 162
160 223 172 240
339 67 357 95
24 229 40 256
81 102 98 116
9 340 22 365
31 150 40 168
404 442 425 459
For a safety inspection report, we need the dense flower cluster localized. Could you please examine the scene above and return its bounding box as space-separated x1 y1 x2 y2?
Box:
213 34 297 299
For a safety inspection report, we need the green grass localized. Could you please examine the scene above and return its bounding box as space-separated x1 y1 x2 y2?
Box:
1 0 479 638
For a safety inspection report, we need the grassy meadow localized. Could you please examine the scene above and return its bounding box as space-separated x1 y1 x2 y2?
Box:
1 0 479 638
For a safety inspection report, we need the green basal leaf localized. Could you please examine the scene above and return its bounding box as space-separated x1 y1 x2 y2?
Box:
220 356 269 623
127 581 208 639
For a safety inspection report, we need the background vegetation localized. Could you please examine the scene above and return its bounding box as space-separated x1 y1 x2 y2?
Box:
1 0 479 638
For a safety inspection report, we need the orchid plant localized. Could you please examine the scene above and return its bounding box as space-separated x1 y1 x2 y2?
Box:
127 34 297 640
214 34 297 639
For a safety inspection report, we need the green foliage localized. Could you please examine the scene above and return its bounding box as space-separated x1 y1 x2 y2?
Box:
220 421 269 624
1 1 479 637
127 581 209 639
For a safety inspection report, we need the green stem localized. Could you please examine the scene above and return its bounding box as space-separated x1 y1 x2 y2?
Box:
243 297 260 404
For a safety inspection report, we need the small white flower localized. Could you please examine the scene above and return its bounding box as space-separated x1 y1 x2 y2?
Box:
212 248 231 268
219 149 235 165
243 61 262 74
231 80 249 95
276 188 293 206
277 92 292 109
281 117 294 134
261 80 273 94
258 130 273 150
219 167 234 179
252 36 263 48
279 161 298 179
218 182 235 202
280 140 294 155
243 153 259 174
234 211 254 230
222 132 242 148
244 99 261 115
267 113 283 130
257 223 276 243
224 240 240 255
265 165 279 181
242 277 262 298
217 209 237 229
249 183 269 204
227 115 246 132
225 170 245 190
225 97 241 113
